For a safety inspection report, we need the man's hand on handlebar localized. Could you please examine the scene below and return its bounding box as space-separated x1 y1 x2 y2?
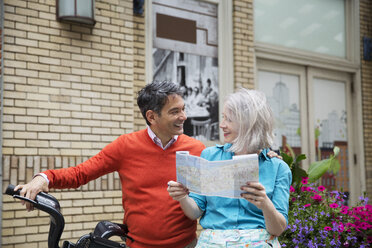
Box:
14 175 49 211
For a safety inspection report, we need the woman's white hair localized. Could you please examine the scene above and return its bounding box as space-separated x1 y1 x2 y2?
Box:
225 88 274 154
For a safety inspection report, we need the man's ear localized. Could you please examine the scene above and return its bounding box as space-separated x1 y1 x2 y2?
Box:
146 110 157 125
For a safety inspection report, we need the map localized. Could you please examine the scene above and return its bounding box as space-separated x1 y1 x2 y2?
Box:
176 151 259 198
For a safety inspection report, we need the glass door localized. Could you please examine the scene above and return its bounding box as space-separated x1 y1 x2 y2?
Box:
257 60 355 201
257 60 308 159
308 68 352 198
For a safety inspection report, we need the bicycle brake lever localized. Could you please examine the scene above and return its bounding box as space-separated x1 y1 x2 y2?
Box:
13 195 38 205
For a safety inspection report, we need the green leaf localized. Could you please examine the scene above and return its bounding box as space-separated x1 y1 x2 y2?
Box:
293 166 308 185
308 158 331 183
295 154 306 163
280 152 293 167
330 158 341 174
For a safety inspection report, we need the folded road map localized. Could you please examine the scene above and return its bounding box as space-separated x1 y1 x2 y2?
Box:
176 151 259 198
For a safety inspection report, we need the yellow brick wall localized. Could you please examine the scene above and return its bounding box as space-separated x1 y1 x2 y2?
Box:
1 0 136 247
233 0 255 90
360 0 372 198
2 0 135 157
133 13 147 131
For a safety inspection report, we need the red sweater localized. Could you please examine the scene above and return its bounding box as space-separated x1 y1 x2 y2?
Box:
44 129 206 248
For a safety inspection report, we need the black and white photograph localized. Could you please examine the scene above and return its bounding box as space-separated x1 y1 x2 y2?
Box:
152 0 219 141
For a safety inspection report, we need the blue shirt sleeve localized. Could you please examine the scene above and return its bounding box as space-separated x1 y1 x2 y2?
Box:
271 160 292 224
189 192 206 212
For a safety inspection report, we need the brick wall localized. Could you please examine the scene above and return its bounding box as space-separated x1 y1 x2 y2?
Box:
233 0 255 90
360 0 372 197
133 13 146 131
1 0 136 247
2 0 135 157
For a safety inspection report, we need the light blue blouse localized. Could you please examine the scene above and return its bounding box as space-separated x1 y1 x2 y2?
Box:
189 144 292 230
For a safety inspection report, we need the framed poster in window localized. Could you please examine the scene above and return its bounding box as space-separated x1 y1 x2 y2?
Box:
146 0 233 142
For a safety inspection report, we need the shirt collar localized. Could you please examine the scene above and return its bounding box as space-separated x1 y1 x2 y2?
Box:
259 148 271 161
216 143 270 160
215 143 232 152
147 126 178 150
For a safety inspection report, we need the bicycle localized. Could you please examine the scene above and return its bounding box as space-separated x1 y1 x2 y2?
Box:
5 184 133 248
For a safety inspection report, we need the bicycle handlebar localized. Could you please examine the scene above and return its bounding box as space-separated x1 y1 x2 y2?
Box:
5 184 130 248
5 184 65 248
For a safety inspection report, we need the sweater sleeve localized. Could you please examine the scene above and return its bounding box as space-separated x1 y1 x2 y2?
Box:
44 135 124 189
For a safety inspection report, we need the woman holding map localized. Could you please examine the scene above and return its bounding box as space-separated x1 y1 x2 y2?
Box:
168 88 292 247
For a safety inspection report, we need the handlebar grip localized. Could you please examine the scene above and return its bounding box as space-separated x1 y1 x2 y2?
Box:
5 184 65 248
5 184 38 205
5 184 20 196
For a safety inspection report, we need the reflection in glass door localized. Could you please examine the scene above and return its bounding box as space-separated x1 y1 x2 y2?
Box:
313 78 349 193
258 71 302 155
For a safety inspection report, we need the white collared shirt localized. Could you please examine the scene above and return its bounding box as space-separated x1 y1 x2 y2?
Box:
147 125 178 150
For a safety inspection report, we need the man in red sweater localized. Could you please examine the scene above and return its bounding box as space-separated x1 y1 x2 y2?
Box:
15 81 206 248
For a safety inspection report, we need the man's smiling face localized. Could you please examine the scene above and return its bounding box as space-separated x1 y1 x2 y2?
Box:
150 94 187 143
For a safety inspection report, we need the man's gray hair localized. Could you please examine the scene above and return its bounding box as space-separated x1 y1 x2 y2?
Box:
225 88 274 154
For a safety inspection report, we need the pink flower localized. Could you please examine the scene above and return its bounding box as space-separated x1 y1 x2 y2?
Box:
311 194 322 202
367 236 372 243
318 185 326 192
358 222 370 230
330 203 339 208
290 185 295 192
340 208 348 214
346 223 355 228
353 215 361 221
340 206 349 214
304 204 311 208
301 186 312 192
324 226 332 231
291 197 296 202
301 177 309 185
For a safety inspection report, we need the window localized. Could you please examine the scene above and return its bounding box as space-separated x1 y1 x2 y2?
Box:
255 0 346 58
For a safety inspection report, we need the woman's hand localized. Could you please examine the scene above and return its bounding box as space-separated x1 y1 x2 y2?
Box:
240 182 269 210
241 181 287 236
167 180 189 201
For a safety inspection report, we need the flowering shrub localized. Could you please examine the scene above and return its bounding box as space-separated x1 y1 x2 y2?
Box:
279 177 372 247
